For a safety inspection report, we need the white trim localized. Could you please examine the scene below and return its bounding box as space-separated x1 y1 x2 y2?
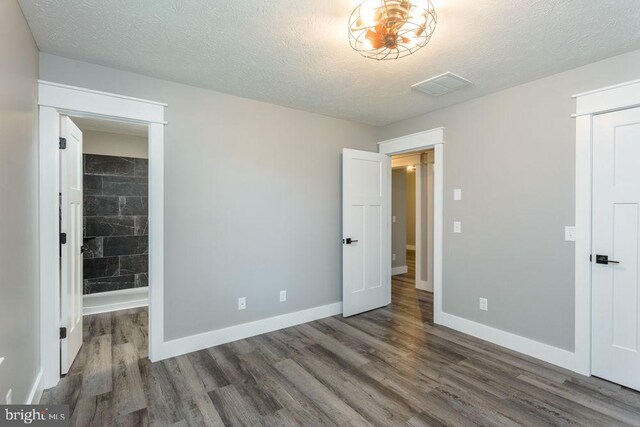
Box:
439 313 576 371
26 370 44 404
38 80 168 107
432 143 444 323
154 302 343 361
379 127 444 155
392 266 409 275
38 80 167 125
415 162 422 291
573 79 640 117
378 128 444 324
416 280 432 292
574 114 593 375
573 79 640 377
406 244 416 250
38 82 166 389
83 288 149 315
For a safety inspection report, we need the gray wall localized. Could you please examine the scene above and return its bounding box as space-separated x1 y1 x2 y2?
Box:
83 130 148 159
392 169 407 269
0 1 39 403
406 170 416 247
40 53 378 341
379 48 640 351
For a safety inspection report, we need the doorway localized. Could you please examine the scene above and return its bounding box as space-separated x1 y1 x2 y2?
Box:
341 128 444 321
391 150 435 297
59 115 151 376
38 81 166 389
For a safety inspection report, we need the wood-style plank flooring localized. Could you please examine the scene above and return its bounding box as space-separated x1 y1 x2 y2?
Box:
43 260 640 426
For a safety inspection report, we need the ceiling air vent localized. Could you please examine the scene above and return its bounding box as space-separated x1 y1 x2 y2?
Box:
411 72 471 97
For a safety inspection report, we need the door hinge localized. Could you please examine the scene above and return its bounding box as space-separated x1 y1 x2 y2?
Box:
590 254 592 262
60 327 67 339
59 137 67 149
60 232 67 245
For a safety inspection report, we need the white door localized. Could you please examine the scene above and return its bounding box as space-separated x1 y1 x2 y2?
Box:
60 116 83 375
342 149 391 317
592 107 640 391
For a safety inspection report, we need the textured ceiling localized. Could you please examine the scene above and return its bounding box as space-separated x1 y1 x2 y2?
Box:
19 0 640 125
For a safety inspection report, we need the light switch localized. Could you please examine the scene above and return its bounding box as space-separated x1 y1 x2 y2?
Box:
565 226 576 242
454 189 462 201
454 221 462 233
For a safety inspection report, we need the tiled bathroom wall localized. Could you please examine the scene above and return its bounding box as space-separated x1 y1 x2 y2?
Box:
82 154 148 294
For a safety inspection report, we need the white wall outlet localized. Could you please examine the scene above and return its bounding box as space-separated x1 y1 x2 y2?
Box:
565 226 576 242
5 388 12 405
453 221 462 233
454 189 462 201
392 253 396 261
238 297 246 310
279 290 287 302
479 298 488 311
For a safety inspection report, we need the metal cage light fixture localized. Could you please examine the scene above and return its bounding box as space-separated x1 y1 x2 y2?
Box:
348 0 437 60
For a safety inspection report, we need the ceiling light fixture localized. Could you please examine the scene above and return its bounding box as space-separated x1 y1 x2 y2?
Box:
348 0 437 61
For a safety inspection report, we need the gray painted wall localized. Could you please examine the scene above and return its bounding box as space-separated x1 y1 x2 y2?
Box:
83 130 148 159
392 169 407 269
406 171 416 247
0 1 39 403
379 48 640 351
39 53 378 341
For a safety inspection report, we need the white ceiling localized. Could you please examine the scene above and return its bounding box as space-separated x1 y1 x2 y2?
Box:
19 0 640 126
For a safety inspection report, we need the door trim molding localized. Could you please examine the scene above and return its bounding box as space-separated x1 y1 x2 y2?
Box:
379 127 444 323
574 79 640 376
38 80 166 389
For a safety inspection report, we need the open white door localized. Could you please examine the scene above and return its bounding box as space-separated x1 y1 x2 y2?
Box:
60 116 83 375
592 107 640 391
342 149 391 317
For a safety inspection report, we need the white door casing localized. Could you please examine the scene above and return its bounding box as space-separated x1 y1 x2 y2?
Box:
60 116 83 375
591 107 640 391
342 149 391 317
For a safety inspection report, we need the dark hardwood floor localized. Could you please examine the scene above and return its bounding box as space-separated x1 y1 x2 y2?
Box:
43 269 640 426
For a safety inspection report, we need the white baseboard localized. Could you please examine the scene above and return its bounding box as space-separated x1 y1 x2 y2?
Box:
416 280 432 292
406 245 416 250
26 370 43 404
152 302 343 362
438 312 576 372
392 266 408 275
83 287 148 315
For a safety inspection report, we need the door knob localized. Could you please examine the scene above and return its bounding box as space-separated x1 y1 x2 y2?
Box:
595 255 620 265
343 238 359 244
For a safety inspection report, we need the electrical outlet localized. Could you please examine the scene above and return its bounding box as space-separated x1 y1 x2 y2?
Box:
565 226 576 242
392 253 396 261
454 189 462 200
238 297 246 310
479 298 488 311
392 215 397 223
6 388 12 405
279 290 287 302
453 221 462 233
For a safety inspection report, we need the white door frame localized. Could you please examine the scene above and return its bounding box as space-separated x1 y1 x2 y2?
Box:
38 81 167 389
379 128 444 323
573 78 640 376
